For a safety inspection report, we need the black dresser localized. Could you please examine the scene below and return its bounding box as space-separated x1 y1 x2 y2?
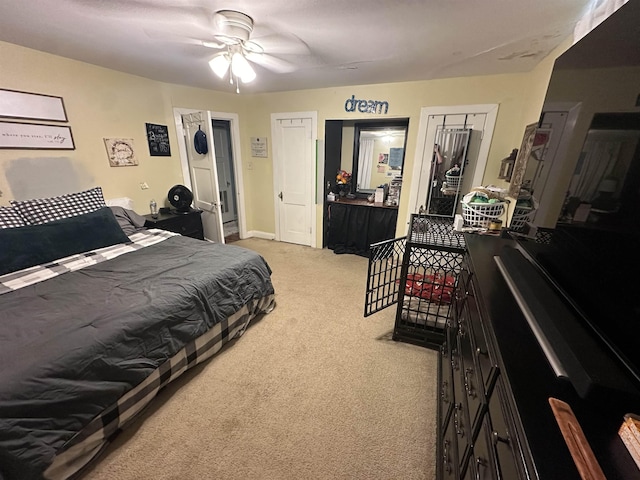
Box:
143 210 204 240
437 233 640 479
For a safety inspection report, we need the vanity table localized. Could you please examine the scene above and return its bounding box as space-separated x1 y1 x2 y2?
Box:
326 198 398 257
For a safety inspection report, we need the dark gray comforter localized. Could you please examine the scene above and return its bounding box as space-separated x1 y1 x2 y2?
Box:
0 236 274 479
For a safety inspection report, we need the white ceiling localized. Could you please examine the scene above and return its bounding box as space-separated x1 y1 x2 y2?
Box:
0 0 593 94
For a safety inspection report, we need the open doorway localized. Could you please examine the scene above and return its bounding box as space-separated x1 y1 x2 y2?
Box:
173 108 247 243
212 119 239 242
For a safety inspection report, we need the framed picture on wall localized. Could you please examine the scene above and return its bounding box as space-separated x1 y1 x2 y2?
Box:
0 121 75 149
0 88 68 122
104 138 138 166
145 123 171 156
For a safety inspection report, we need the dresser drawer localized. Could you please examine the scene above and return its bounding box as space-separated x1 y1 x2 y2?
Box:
465 289 499 397
487 379 523 480
468 419 498 480
440 339 455 430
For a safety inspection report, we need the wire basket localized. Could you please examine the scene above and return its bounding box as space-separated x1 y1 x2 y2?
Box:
509 205 535 232
445 174 462 189
462 201 506 228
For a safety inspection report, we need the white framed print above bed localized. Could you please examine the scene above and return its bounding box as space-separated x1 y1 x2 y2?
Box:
0 121 75 150
0 88 68 122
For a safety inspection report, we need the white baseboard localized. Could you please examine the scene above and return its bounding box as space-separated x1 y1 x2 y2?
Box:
245 230 276 240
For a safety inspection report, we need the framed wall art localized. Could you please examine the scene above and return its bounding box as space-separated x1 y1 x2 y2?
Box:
104 138 138 167
508 123 537 198
0 88 68 122
145 123 171 156
0 121 75 150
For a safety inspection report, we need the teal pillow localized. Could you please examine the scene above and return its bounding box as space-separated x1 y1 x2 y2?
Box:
0 207 130 276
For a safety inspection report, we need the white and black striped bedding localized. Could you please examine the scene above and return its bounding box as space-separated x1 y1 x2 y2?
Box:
0 232 275 480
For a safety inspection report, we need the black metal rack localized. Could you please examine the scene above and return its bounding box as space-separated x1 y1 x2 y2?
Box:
365 214 466 349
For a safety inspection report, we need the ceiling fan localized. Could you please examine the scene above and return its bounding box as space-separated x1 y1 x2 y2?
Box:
68 1 309 92
204 10 269 90
149 9 308 92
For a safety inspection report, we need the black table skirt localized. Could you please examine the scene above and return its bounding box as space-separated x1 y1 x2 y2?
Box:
327 202 398 257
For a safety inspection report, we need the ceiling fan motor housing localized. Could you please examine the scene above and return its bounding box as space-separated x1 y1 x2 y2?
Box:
215 10 254 45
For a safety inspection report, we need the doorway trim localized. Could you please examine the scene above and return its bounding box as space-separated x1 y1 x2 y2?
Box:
173 107 247 239
405 104 499 230
271 110 318 248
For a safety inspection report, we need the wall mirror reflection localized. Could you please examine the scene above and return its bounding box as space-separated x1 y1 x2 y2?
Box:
424 126 470 217
351 121 408 195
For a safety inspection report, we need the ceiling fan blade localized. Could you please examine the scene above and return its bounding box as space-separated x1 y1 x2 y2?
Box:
245 52 297 73
143 29 225 50
249 32 311 56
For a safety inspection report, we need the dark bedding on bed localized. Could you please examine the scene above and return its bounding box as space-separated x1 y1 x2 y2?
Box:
0 236 274 479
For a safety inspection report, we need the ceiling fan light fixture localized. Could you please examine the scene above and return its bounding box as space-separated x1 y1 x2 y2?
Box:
231 52 256 83
209 53 230 78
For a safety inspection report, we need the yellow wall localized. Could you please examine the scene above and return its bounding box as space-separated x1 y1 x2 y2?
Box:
0 39 564 244
0 41 251 212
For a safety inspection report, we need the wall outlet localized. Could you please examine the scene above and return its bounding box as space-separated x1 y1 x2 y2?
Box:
140 182 149 190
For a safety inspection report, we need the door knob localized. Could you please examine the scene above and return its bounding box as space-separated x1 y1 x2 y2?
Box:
278 192 283 200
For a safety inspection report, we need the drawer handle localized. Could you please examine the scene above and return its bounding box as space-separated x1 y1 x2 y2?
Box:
458 320 467 337
464 368 477 398
492 430 510 445
454 404 465 437
441 380 449 404
443 439 452 474
451 349 459 371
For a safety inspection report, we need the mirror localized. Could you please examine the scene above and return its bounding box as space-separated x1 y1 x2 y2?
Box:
351 121 408 195
424 127 471 217
511 0 640 229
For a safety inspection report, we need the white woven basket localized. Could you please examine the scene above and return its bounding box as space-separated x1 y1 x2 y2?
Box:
445 174 462 189
462 201 506 228
509 205 535 232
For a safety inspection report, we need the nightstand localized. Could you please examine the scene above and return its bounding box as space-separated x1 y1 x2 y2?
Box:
143 210 204 240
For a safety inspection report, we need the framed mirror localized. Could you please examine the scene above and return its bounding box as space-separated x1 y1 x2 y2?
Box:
351 119 409 196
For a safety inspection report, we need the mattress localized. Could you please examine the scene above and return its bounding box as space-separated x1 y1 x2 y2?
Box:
0 231 275 479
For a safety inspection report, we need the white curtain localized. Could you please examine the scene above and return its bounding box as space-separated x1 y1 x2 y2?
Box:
572 138 621 200
357 138 375 190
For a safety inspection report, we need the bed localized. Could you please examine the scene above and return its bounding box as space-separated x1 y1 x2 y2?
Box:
0 188 275 480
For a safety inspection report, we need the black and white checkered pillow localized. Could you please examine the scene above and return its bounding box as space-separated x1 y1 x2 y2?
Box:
0 206 27 229
11 187 106 225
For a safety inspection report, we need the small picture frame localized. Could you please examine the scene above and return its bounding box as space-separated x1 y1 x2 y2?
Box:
104 138 138 167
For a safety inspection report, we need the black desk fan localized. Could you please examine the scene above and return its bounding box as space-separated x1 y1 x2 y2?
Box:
168 184 194 214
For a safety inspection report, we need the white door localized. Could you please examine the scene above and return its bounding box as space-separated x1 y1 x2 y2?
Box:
212 120 237 224
272 113 316 246
406 105 498 229
181 112 224 243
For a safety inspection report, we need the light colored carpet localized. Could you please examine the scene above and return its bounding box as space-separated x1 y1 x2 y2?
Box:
83 238 438 480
